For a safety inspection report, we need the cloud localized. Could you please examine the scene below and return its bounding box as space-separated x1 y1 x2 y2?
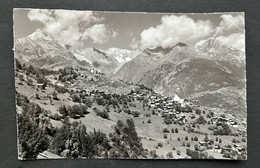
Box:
216 33 245 51
27 9 55 23
83 24 116 44
139 15 214 49
214 14 244 36
27 9 116 48
59 26 84 48
130 37 139 50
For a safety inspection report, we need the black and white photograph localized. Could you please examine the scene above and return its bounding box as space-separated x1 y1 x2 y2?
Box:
13 9 247 160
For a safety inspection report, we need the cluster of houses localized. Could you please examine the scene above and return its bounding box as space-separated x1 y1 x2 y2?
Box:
145 94 200 115
210 116 238 127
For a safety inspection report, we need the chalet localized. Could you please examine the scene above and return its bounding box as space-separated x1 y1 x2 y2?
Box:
191 100 200 107
208 139 214 145
173 95 184 104
228 120 237 125
214 145 221 149
234 144 241 148
189 114 196 119
199 141 207 146
221 147 232 152
95 90 105 95
37 83 46 90
211 117 229 125
150 95 156 99
151 104 156 108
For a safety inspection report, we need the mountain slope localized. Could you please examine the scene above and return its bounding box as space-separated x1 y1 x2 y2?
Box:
115 43 205 85
195 38 245 78
14 29 90 70
71 47 120 74
114 41 246 117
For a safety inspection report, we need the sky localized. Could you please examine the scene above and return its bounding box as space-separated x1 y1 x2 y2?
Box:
14 9 245 51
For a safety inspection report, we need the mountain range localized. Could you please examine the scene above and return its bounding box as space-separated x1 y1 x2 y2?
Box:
14 29 138 73
114 40 246 118
14 29 246 118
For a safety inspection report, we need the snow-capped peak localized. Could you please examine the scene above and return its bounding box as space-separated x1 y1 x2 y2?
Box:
28 29 50 41
106 47 138 64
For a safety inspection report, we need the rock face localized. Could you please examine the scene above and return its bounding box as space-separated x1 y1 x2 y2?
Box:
14 29 90 70
15 29 137 74
114 40 246 118
105 48 138 66
71 47 120 74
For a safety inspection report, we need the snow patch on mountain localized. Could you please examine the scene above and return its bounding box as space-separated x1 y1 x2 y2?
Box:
106 48 139 64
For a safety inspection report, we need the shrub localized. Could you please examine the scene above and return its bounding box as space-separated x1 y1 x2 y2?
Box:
185 136 188 141
49 113 61 120
163 128 169 133
220 114 226 118
163 134 168 139
27 78 33 86
158 142 163 148
194 136 198 141
166 152 173 158
208 155 215 159
196 116 206 124
58 105 67 117
171 128 175 133
223 151 231 158
204 134 209 142
213 124 232 135
71 94 80 103
95 109 110 120
132 111 140 117
147 119 152 123
194 144 199 151
187 149 200 159
55 85 68 93
186 143 190 147
177 150 181 155
52 91 59 100
149 150 158 158
164 118 172 125
152 110 156 115
19 74 25 81
195 108 202 115
35 93 40 99
175 128 178 133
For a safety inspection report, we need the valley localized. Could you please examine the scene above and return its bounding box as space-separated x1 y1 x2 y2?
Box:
15 28 247 160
